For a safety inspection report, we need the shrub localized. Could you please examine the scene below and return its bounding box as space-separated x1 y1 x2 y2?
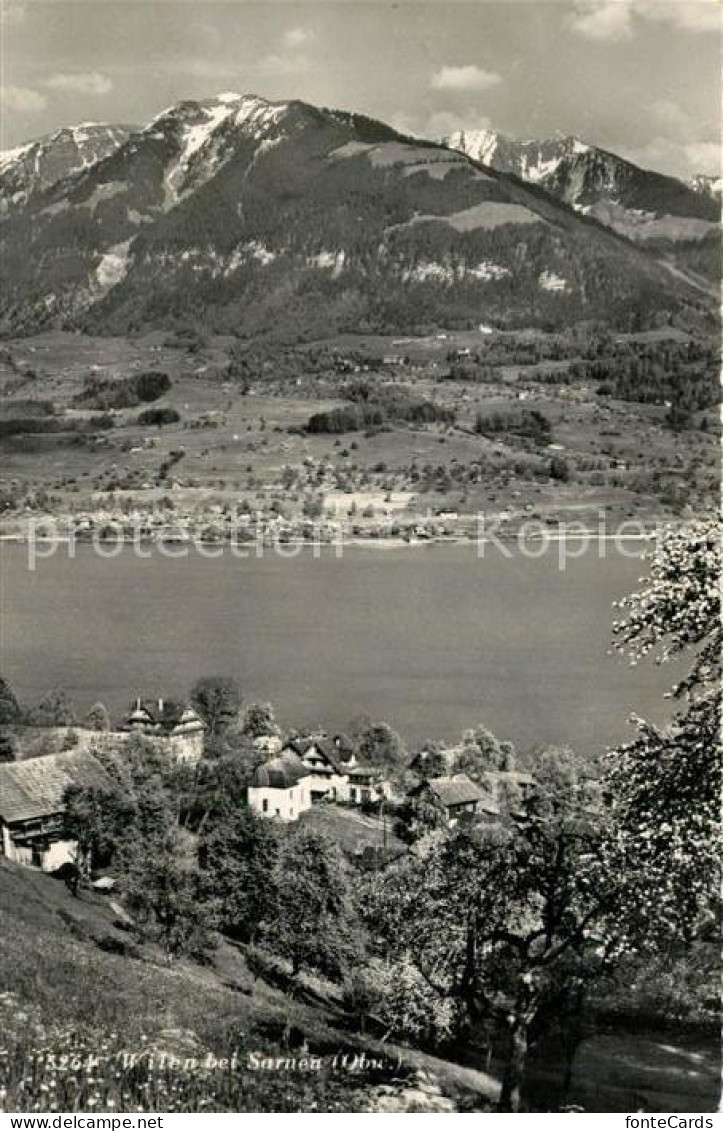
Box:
138 407 181 427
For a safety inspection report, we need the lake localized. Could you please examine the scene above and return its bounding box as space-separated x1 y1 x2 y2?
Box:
0 540 678 752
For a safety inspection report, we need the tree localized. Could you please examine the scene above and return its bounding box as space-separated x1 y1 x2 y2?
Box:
366 754 614 1111
84 702 111 732
199 806 279 941
355 720 404 770
119 826 218 963
264 826 360 981
0 676 20 725
607 518 721 937
137 407 180 427
63 780 135 875
64 735 186 871
241 702 281 740
350 956 455 1045
26 689 77 727
0 728 17 764
550 455 570 482
190 675 241 737
453 725 516 780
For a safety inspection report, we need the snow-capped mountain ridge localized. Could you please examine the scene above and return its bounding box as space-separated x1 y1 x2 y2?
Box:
0 92 713 334
446 123 719 282
0 123 131 217
445 129 592 187
687 174 722 202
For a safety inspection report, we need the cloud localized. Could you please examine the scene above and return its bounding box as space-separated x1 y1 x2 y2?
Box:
683 140 722 175
427 110 492 140
283 26 314 48
45 71 113 95
569 0 720 41
391 108 492 143
258 54 313 77
637 0 721 33
624 135 722 178
648 98 690 130
2 85 48 113
430 65 501 92
568 1 634 41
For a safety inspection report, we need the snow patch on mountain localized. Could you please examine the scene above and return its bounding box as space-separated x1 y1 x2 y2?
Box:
468 261 511 281
0 143 33 172
446 128 499 167
403 261 457 284
95 240 132 293
402 259 511 285
688 174 722 201
157 94 289 204
308 249 346 277
539 270 569 293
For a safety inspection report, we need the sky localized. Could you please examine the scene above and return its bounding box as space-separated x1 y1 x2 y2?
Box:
1 0 721 179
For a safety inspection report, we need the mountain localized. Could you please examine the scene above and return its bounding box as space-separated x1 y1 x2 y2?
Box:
446 129 720 288
688 174 722 202
0 123 131 217
0 94 714 337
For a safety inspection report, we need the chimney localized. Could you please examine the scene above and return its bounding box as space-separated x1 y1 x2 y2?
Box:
158 697 164 713
135 697 141 710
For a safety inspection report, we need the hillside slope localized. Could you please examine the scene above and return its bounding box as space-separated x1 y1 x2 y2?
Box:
446 129 720 288
0 858 495 1112
0 94 713 337
1 857 719 1112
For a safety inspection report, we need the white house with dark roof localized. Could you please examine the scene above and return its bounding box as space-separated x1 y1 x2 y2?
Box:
0 749 111 870
278 736 351 803
247 750 314 821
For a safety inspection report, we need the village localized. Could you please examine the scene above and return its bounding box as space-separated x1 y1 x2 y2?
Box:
0 680 547 876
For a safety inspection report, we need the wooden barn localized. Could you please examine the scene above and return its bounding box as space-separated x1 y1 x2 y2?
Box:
0 749 111 870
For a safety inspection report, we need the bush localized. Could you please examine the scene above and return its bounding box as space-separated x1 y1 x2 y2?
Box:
138 407 181 427
74 371 172 411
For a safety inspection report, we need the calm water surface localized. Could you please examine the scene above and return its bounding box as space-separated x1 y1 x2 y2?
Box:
0 542 677 751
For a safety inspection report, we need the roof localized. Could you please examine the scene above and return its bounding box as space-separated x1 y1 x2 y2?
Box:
332 733 356 760
252 750 309 790
125 699 204 733
281 737 313 756
347 765 384 780
421 774 499 813
485 769 535 788
0 750 112 825
281 736 344 774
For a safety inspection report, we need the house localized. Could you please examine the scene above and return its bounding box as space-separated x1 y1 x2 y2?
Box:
0 749 111 870
278 736 351 803
338 765 393 806
412 774 499 826
247 751 314 822
248 733 390 820
123 697 205 762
